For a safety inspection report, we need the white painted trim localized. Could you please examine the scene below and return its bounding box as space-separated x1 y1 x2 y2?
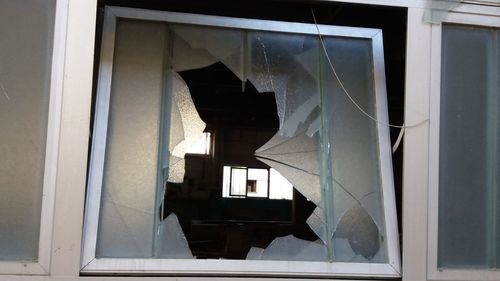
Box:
37 0 69 274
82 6 400 278
82 258 399 277
427 7 500 281
402 6 432 281
0 0 69 275
48 0 97 276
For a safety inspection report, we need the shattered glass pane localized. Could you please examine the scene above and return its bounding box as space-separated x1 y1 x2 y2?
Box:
0 0 55 260
94 17 393 263
246 247 265 260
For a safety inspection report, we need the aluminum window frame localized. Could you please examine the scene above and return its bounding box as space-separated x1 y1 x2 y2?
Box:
81 6 400 277
0 0 68 275
427 7 500 281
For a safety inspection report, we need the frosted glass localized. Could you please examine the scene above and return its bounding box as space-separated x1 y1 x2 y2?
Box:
170 24 243 80
248 32 319 127
320 37 386 262
253 32 388 262
0 0 55 261
438 25 500 268
96 20 167 258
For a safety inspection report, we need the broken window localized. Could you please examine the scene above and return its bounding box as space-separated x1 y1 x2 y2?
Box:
82 6 400 276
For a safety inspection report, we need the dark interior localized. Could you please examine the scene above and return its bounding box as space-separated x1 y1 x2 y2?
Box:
93 0 407 260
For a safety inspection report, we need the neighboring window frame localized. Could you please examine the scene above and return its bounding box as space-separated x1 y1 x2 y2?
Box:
0 0 67 275
427 5 500 281
82 6 400 277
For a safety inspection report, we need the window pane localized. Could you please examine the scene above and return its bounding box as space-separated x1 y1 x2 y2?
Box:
230 168 247 196
96 20 167 258
0 0 55 261
247 168 268 198
439 24 500 268
321 37 387 263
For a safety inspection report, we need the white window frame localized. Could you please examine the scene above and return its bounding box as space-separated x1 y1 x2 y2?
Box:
81 5 401 277
427 5 500 281
0 0 68 275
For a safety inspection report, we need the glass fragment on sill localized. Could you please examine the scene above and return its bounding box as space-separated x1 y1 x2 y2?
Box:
157 213 194 259
246 247 265 260
246 235 327 261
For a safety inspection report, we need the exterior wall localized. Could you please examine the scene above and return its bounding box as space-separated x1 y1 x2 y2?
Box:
1 0 499 280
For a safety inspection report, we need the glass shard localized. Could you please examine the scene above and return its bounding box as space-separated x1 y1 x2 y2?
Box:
334 206 380 260
167 71 206 183
258 235 327 261
246 247 264 260
157 213 194 259
255 123 321 204
170 25 244 80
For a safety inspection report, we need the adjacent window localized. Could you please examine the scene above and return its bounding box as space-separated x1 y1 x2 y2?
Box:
82 6 400 277
438 24 500 269
0 0 56 262
222 166 293 199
